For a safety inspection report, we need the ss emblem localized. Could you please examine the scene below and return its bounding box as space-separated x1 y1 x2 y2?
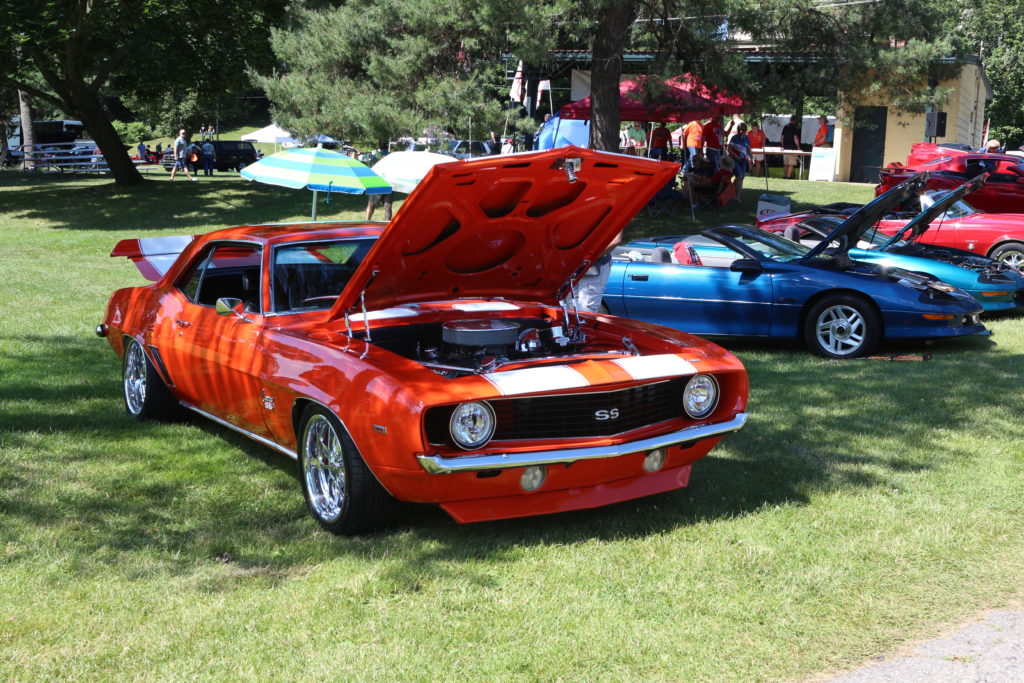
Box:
594 408 620 421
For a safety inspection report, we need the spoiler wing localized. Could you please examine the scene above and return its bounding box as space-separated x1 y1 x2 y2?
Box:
111 236 196 281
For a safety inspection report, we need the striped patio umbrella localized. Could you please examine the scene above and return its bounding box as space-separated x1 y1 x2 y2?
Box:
240 147 391 219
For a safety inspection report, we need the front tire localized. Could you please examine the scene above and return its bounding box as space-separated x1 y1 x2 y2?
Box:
122 338 179 420
803 295 881 359
990 241 1024 270
298 405 394 535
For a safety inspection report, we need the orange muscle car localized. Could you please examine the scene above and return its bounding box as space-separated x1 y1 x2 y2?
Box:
98 147 749 534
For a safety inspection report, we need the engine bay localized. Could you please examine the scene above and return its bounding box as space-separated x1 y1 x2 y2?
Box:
367 316 639 377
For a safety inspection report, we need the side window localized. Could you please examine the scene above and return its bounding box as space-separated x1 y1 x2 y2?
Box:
176 247 212 303
175 243 263 312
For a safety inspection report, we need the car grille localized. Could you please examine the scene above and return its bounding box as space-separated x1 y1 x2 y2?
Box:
425 378 684 446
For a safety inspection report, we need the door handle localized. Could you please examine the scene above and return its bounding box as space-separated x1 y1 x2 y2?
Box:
629 274 649 281
174 319 192 328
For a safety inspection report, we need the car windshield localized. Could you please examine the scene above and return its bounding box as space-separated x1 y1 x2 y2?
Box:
272 238 376 313
919 191 975 218
711 226 812 262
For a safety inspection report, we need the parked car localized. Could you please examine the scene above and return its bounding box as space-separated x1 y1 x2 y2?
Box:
757 174 1024 311
878 146 1024 213
162 139 258 172
446 139 491 159
603 176 988 359
98 147 749 534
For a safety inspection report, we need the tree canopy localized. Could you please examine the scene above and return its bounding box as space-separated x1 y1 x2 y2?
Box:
259 0 968 152
1 0 286 185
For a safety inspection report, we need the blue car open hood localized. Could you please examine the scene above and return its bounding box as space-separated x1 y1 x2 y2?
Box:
801 173 929 262
877 174 987 250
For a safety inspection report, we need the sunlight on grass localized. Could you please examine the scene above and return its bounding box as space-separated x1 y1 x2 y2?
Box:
1 171 1022 680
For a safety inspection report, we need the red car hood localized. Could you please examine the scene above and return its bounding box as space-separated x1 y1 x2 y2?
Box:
328 147 678 319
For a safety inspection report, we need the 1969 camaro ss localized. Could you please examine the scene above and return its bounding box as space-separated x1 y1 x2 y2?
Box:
98 147 749 534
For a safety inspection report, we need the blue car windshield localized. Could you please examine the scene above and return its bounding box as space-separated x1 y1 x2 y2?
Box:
712 226 812 262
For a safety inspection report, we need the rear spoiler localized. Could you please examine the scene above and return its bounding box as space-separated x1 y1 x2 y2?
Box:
111 235 196 281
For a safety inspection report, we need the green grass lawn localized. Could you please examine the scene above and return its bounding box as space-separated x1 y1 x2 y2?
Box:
1 170 1023 681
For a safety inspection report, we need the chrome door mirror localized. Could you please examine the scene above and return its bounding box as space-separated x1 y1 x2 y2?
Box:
215 297 251 322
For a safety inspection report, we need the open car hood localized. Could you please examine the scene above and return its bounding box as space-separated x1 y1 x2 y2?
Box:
328 147 678 319
878 174 987 249
801 173 929 261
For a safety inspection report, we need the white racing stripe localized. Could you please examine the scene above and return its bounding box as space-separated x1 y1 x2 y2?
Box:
138 235 195 257
451 302 521 312
350 307 419 322
482 365 589 396
612 354 697 380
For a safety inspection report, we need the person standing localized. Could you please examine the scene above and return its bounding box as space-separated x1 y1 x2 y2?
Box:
627 122 646 156
702 116 724 170
136 141 146 162
748 121 766 176
169 129 196 181
648 122 672 160
683 118 703 170
781 115 801 179
575 232 623 313
365 192 394 221
727 122 752 200
814 115 831 147
201 138 216 176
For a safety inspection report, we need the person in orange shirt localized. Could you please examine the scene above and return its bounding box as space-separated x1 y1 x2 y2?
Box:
702 116 724 170
683 118 704 170
747 121 766 176
648 122 672 160
814 115 831 147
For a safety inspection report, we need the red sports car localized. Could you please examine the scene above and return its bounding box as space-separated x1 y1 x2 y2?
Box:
878 144 1024 213
97 147 749 534
780 175 1024 269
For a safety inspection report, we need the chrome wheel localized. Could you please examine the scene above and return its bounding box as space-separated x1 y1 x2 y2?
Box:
123 341 147 416
815 304 865 356
997 248 1024 270
302 414 347 522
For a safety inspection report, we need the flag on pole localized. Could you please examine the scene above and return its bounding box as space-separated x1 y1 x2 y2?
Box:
509 61 524 102
537 79 551 96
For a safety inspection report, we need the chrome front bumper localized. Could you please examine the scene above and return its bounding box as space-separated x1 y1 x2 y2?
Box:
416 412 748 474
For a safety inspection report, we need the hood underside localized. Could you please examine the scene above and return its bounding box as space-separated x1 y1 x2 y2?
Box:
328 147 678 319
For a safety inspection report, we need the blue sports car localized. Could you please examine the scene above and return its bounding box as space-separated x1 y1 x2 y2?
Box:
604 177 988 358
758 174 1024 312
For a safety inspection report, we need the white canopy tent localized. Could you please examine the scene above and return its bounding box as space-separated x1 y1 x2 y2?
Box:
241 124 301 148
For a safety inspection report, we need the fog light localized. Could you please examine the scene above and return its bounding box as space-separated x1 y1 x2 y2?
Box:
520 465 547 492
643 448 667 473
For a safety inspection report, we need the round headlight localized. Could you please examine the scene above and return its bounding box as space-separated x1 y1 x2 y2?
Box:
683 374 719 419
449 401 496 450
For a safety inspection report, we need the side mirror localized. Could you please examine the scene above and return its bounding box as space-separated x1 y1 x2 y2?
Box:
215 297 250 322
730 258 763 273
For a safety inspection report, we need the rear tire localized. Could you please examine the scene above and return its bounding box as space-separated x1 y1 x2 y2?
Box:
122 338 179 420
803 294 881 359
298 405 394 535
990 241 1024 270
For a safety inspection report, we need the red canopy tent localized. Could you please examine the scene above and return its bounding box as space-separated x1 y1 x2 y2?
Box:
559 74 745 122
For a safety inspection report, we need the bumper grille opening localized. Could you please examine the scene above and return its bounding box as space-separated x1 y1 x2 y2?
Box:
426 378 684 446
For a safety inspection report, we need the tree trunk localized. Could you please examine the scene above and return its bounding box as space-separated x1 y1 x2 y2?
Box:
589 0 641 152
71 91 145 186
18 90 35 171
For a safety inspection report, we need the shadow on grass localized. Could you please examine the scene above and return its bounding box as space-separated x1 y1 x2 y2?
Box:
0 173 371 231
2 325 1021 585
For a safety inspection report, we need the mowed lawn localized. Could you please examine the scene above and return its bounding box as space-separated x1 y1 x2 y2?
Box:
1 169 1023 681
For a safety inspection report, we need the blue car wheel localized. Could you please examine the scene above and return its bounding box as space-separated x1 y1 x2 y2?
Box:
803 295 881 359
